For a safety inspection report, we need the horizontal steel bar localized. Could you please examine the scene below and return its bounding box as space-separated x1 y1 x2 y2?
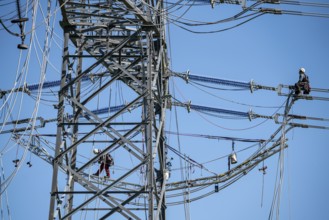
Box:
55 190 148 194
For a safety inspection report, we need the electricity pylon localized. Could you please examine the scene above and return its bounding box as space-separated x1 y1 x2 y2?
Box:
48 0 169 219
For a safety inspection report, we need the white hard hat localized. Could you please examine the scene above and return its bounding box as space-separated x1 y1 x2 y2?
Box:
299 67 305 73
93 148 100 154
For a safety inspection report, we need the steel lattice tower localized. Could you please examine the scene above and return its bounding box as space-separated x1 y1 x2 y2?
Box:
46 1 305 220
49 0 169 219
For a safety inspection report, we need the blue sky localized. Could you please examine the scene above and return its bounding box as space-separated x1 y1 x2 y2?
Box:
1 1 329 220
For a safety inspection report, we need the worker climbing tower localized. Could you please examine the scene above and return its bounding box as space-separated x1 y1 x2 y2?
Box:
49 0 169 219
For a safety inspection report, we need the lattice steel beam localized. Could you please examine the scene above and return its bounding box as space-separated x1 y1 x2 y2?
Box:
49 0 169 219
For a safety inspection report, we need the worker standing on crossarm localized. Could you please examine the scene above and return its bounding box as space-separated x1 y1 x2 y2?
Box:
93 149 114 177
295 67 311 95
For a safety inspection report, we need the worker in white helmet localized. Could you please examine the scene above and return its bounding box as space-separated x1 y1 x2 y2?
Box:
93 149 114 177
295 67 311 95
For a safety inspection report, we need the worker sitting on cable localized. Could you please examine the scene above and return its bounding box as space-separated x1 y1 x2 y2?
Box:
93 148 114 177
295 67 311 95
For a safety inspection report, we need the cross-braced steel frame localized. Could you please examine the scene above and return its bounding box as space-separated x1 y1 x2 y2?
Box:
47 1 305 220
49 0 169 219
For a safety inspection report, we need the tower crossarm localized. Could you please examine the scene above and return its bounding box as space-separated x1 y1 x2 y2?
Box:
165 136 287 192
